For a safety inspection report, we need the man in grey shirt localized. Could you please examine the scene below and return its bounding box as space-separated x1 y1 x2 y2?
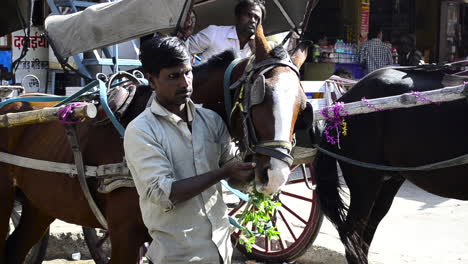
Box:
124 37 255 264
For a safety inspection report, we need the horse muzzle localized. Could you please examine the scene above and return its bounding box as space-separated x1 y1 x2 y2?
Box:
252 143 293 195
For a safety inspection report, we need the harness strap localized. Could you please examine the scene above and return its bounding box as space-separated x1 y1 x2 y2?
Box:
253 58 300 77
97 80 125 137
65 124 108 229
255 142 294 167
316 145 468 171
0 151 128 177
100 72 143 137
223 58 243 118
0 96 68 109
256 140 292 150
54 80 100 107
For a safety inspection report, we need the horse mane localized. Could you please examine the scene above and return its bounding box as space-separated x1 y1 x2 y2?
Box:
119 84 154 128
193 50 236 74
269 45 289 60
193 45 288 73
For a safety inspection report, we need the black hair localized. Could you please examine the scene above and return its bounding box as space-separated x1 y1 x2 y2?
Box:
400 34 415 47
368 26 383 39
333 67 353 77
270 45 288 60
139 37 191 76
193 50 236 75
234 0 266 22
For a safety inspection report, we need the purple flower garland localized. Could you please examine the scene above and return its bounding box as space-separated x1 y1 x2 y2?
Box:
320 102 348 146
58 103 88 124
411 91 442 105
361 97 382 112
322 92 442 146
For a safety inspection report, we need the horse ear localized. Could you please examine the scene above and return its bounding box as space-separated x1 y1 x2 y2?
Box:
255 24 271 62
291 41 312 69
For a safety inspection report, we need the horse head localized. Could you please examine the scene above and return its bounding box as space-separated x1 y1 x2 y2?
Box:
231 25 310 195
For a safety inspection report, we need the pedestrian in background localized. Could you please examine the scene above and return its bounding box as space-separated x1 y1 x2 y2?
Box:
398 34 424 66
359 26 393 75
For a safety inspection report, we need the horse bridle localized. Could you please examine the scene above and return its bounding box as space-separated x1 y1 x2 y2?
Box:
229 56 301 167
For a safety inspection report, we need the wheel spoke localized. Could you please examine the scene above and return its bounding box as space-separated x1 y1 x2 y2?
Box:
276 233 286 250
280 191 313 202
277 210 297 241
271 213 286 250
279 199 308 225
228 200 247 216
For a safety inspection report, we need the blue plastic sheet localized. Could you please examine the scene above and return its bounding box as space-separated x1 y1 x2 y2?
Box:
0 51 12 71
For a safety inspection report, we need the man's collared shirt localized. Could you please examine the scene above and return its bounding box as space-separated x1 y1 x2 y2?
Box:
124 98 237 264
186 25 253 62
359 38 393 74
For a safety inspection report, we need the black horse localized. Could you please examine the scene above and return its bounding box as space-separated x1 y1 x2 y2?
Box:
314 65 468 264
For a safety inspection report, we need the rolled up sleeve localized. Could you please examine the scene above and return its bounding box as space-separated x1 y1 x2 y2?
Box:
124 125 175 211
215 115 238 167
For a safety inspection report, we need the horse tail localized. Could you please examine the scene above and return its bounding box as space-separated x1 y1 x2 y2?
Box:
314 149 367 263
314 150 347 232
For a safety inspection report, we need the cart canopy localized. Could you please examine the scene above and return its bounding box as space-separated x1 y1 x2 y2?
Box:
45 0 318 58
0 0 33 37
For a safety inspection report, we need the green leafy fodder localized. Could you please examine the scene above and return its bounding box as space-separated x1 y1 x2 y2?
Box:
234 188 282 252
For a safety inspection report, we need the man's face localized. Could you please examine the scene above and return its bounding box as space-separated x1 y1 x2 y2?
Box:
149 61 193 108
236 4 262 36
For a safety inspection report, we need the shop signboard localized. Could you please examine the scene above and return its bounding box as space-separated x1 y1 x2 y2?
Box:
360 0 370 43
12 27 49 93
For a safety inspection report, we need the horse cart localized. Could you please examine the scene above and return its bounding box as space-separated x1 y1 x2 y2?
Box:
2 0 326 263
3 0 468 264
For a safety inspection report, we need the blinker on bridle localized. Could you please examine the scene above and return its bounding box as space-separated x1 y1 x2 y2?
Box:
227 55 301 167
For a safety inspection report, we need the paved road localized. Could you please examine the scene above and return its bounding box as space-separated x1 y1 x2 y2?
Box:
41 181 468 264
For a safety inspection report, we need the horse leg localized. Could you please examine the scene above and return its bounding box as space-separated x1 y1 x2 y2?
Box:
340 165 386 264
108 224 148 264
5 197 54 264
0 171 14 264
361 175 405 255
106 188 149 264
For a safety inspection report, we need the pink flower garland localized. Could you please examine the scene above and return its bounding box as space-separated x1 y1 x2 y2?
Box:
320 102 348 146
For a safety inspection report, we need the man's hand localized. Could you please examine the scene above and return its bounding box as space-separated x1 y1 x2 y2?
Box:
223 162 256 183
169 162 255 204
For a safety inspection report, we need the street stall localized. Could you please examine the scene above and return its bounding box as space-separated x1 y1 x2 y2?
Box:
302 0 367 80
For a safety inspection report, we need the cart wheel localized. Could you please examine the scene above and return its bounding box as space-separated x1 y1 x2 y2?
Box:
83 227 148 264
227 163 323 262
8 201 49 264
